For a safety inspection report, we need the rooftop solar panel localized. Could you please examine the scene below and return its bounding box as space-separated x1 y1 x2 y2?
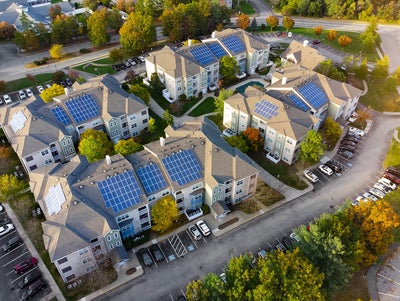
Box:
288 94 309 112
65 94 99 124
190 45 216 65
137 163 167 195
254 100 279 120
221 36 246 54
208 43 227 58
52 106 71 125
298 82 329 109
98 170 143 213
162 149 202 186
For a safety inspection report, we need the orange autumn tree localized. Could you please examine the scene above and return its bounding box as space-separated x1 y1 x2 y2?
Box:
338 35 352 47
326 29 337 41
236 13 250 30
346 200 400 266
242 128 264 152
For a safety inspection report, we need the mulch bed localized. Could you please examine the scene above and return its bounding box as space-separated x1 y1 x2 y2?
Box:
218 217 239 230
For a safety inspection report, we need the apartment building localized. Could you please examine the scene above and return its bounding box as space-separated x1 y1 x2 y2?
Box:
0 74 149 172
145 29 270 101
223 86 319 164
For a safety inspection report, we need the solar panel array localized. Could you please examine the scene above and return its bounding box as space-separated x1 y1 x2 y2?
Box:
288 94 309 112
190 45 216 65
52 106 71 125
254 100 279 119
136 163 167 195
208 43 227 58
162 149 202 186
298 82 328 109
45 183 66 216
221 36 246 54
9 111 27 133
65 94 99 124
98 170 143 213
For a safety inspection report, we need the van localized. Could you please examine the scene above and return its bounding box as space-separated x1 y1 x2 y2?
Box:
2 236 22 252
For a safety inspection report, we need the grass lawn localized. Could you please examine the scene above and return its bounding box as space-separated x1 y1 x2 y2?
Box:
383 130 400 169
262 27 379 62
189 97 216 117
238 1 255 15
249 151 308 190
333 268 370 301
4 73 53 93
73 63 115 76
207 114 223 130
360 79 400 112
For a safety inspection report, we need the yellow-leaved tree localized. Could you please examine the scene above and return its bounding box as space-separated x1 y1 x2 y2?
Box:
151 195 179 233
39 84 65 103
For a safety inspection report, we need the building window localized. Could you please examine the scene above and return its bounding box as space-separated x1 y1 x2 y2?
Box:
66 274 76 281
131 123 137 128
143 119 148 124
26 156 33 162
57 257 68 265
44 159 52 165
122 122 128 128
113 233 119 238
139 206 146 211
79 248 88 255
140 213 148 220
141 222 150 228
62 266 72 273
123 131 129 136
236 189 242 194
116 241 121 246
29 165 37 171
107 235 111 241
109 244 114 249
141 110 147 116
237 180 243 186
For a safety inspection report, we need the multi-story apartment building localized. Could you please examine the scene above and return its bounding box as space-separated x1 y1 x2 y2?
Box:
145 28 270 101
0 74 149 172
28 117 259 282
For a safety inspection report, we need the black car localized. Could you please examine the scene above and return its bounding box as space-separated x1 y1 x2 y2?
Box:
275 31 282 37
149 245 164 262
274 241 287 252
0 217 10 227
340 140 356 147
325 161 343 175
112 65 120 72
343 136 358 143
282 236 294 249
338 150 354 159
339 145 356 152
18 270 42 289
21 279 46 300
2 236 22 252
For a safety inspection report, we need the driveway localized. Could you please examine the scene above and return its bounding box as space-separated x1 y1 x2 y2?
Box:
94 113 400 301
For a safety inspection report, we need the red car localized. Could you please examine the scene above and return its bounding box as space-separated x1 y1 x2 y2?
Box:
383 172 400 185
14 257 38 274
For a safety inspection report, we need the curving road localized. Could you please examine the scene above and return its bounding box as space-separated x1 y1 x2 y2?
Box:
95 112 400 301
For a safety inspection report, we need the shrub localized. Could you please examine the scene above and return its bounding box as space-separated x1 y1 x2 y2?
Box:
79 48 90 54
201 204 210 215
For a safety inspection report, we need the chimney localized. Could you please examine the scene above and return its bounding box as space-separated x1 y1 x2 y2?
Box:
105 155 112 165
160 137 166 146
188 39 192 46
303 40 309 47
282 77 287 85
212 31 216 39
64 88 69 96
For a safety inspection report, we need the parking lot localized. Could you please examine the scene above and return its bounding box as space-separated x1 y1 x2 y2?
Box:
0 207 51 301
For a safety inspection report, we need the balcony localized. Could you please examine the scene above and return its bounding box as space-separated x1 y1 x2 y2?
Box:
162 89 175 103
208 84 218 91
184 207 203 221
266 152 280 164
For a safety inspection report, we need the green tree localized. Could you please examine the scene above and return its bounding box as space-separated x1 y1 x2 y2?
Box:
120 11 155 56
51 15 79 44
129 84 150 105
87 8 108 46
151 195 179 233
163 109 174 126
360 17 381 52
282 16 295 32
39 84 65 103
298 130 324 163
236 13 250 30
51 70 66 83
108 8 123 32
323 116 342 148
14 30 39 51
371 55 390 80
34 22 51 48
220 56 239 82
242 128 264 152
316 59 345 81
49 4 62 20
225 135 249 153
150 73 164 91
250 18 257 32
49 44 64 59
148 118 157 133
114 138 143 156
266 15 279 31
355 58 368 80
0 174 27 201
78 129 114 163
313 26 324 36
186 273 225 301
214 88 233 114
326 29 337 42
109 48 124 63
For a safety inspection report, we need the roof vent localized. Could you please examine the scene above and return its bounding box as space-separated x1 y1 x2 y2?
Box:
191 145 195 148
44 108 49 112
90 181 94 185
214 148 219 152
79 185 83 189
107 175 110 179
73 200 78 205
160 137 166 146
201 141 205 145
106 155 112 165
114 172 118 176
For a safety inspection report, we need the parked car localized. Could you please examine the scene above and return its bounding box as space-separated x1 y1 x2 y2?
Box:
378 177 396 190
312 40 321 45
124 61 131 68
282 236 294 249
338 150 354 159
36 85 44 93
339 145 356 152
369 188 385 199
65 78 73 86
141 251 153 267
3 94 11 104
340 140 356 147
275 31 282 37
274 241 287 252
386 167 400 178
18 270 42 289
373 182 389 193
342 136 358 143
0 216 10 226
196 220 211 236
304 170 319 183
20 278 46 301
318 164 333 176
0 203 3 212
25 89 33 98
362 192 378 202
383 172 400 185
290 232 300 243
325 161 343 175
281 31 287 37
287 32 293 38
112 65 120 72
349 127 364 137
189 225 202 240
356 196 369 203
258 249 267 258
2 236 22 252
0 223 14 236
14 257 38 274
18 90 27 100
44 83 52 89
151 247 164 262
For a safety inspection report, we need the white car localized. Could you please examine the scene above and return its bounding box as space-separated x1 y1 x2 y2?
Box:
18 90 26 100
356 196 369 203
290 232 300 243
3 94 11 104
25 89 33 98
349 127 364 137
373 182 388 193
369 188 385 199
362 192 378 201
45 84 52 89
196 220 211 237
304 170 319 183
37 85 44 93
0 223 14 236
288 32 293 38
188 225 202 241
378 177 396 190
318 164 333 176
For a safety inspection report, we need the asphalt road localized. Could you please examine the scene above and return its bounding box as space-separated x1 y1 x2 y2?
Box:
95 113 400 301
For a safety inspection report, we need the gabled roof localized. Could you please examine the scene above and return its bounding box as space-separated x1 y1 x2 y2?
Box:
281 40 325 70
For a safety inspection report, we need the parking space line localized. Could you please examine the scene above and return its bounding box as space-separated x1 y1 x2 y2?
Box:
2 251 29 267
147 248 158 268
11 266 39 283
